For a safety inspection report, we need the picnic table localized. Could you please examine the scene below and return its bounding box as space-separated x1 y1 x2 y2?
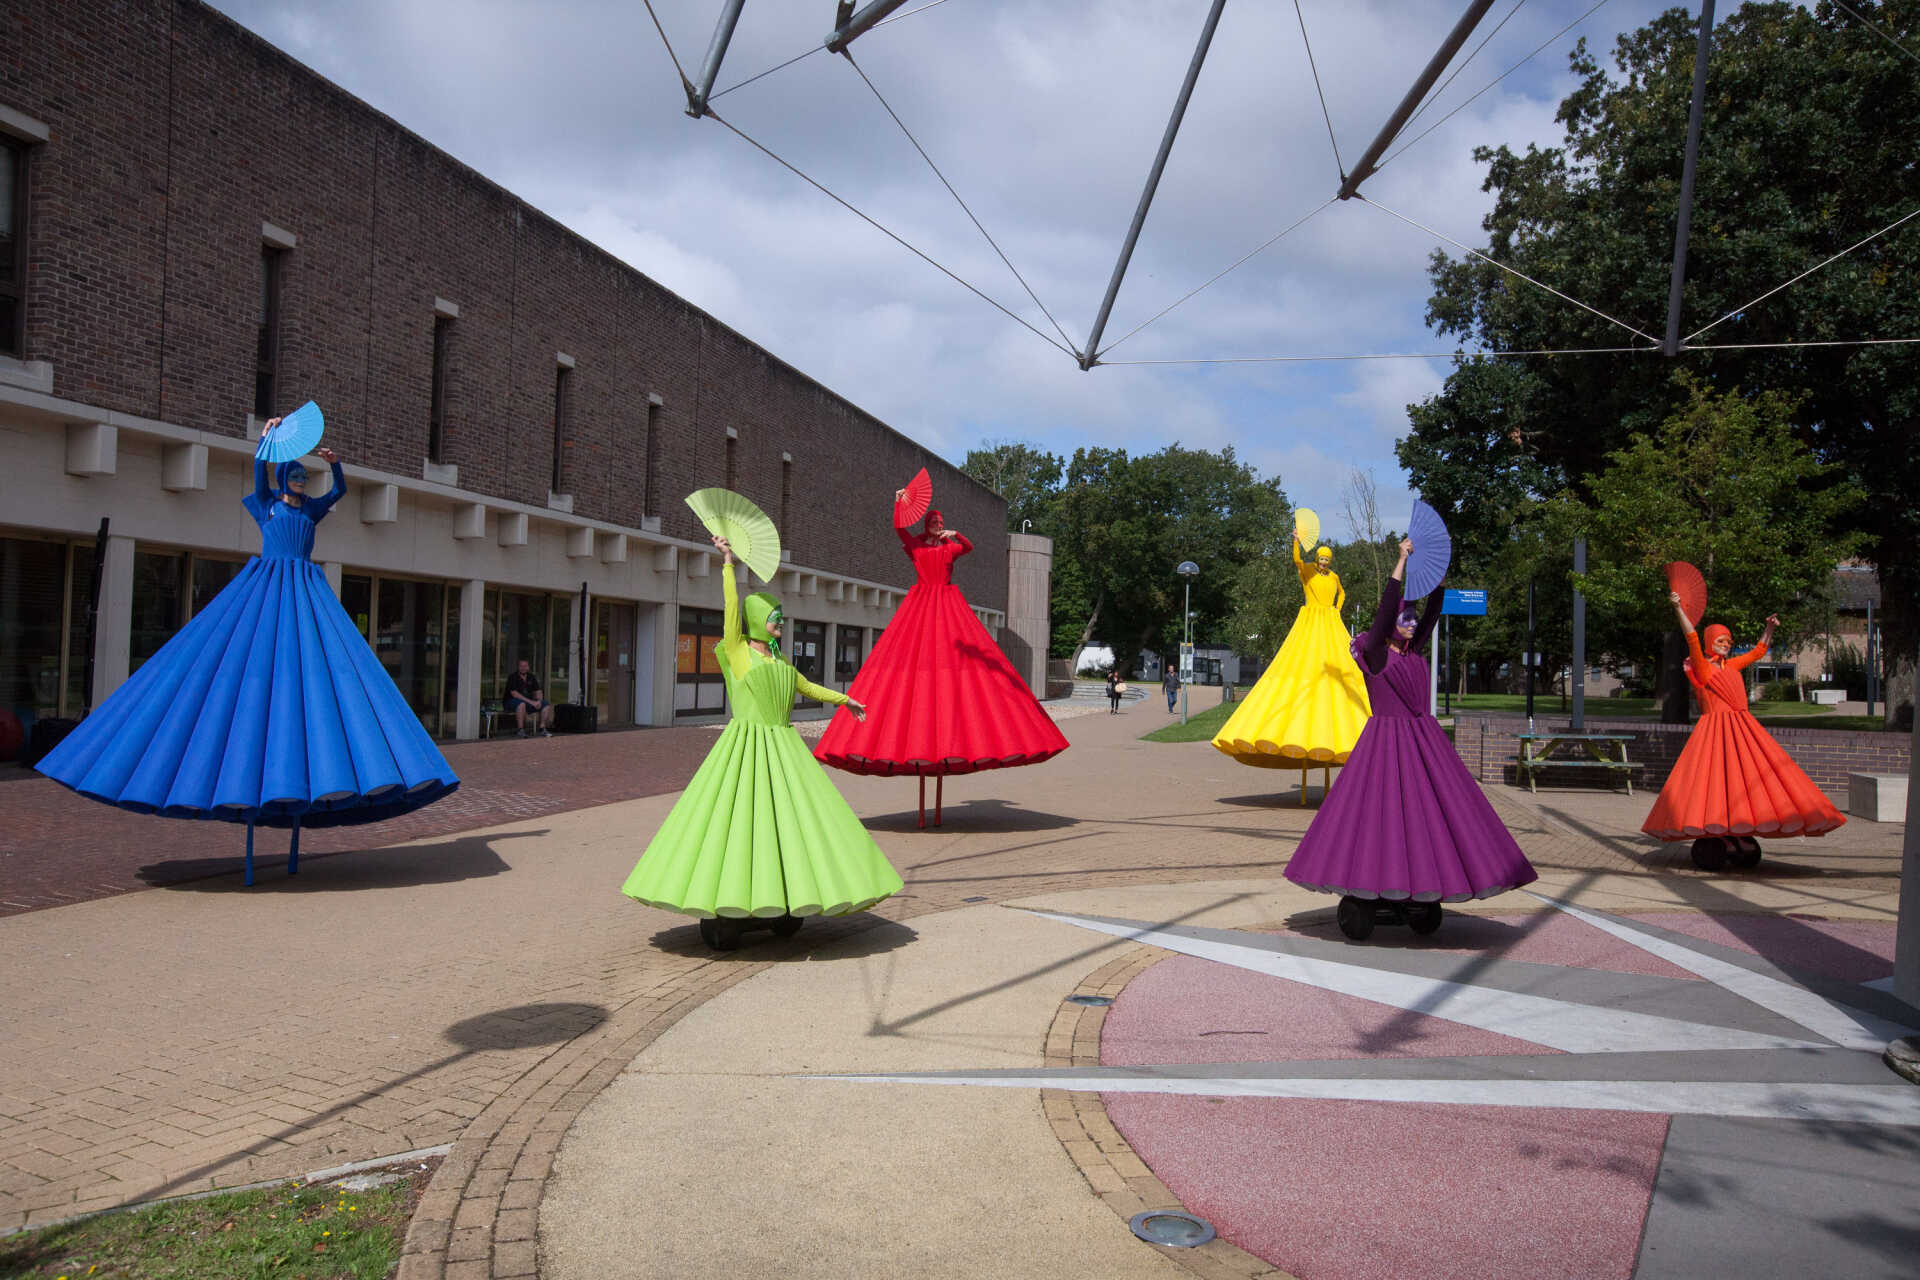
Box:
1514 732 1641 795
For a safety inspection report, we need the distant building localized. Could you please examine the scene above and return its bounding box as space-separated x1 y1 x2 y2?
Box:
1 0 1038 744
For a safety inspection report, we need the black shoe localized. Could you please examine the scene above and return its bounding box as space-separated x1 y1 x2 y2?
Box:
540 728 553 737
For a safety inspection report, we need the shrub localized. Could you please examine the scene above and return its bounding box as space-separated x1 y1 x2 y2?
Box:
1827 642 1869 700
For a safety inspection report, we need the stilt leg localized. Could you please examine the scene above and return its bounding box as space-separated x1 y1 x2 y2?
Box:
934 775 944 828
918 776 926 830
244 818 256 887
1323 764 1331 797
1300 768 1309 806
288 816 301 876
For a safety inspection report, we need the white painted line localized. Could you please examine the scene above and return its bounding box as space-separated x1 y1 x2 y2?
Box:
816 1072 1920 1126
1027 911 1825 1055
1526 893 1916 1052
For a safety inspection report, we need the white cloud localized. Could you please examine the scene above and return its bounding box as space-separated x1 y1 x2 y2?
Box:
211 0 1681 515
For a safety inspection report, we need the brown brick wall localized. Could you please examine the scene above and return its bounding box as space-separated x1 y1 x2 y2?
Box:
4 0 1008 608
1451 711 1910 795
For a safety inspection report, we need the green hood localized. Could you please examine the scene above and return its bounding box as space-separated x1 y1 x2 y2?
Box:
742 591 785 656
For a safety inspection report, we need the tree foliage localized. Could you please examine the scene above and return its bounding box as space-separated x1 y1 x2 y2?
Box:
1574 377 1862 668
1399 1 1920 657
961 441 1064 533
1049 445 1290 670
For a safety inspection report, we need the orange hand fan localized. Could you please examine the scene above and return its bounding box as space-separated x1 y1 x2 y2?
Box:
1665 562 1707 627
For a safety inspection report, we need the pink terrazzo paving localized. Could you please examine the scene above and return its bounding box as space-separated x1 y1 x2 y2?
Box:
1101 954 1563 1066
1103 1094 1666 1280
1622 913 1895 984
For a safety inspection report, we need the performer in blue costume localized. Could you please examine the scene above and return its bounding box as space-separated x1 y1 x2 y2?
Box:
38 427 459 882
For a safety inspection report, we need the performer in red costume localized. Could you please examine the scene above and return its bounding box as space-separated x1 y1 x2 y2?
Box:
1642 589 1844 869
814 482 1068 825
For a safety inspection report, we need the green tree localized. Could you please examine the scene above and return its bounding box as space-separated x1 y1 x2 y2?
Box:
1400 1 1920 662
961 440 1064 533
1573 379 1861 713
1049 444 1290 669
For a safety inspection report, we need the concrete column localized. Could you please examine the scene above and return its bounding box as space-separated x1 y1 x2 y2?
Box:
1004 533 1054 697
91 534 136 705
456 578 484 740
646 600 678 726
321 561 344 598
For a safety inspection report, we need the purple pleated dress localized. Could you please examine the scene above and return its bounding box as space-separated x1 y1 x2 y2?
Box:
1284 578 1536 902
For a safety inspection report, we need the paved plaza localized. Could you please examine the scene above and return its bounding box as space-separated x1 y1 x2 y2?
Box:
1 689 1913 1279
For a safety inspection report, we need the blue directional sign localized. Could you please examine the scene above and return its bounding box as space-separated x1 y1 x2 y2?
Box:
1442 588 1488 616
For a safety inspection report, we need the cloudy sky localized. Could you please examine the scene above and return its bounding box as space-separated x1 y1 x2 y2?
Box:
211 0 1684 535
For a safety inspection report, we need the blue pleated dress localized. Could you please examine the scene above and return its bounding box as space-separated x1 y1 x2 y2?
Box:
37 460 459 828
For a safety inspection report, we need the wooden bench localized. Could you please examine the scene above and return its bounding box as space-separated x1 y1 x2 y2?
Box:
1515 733 1642 795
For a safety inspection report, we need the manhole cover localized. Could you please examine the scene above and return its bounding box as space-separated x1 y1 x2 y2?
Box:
1129 1209 1216 1248
1066 994 1113 1007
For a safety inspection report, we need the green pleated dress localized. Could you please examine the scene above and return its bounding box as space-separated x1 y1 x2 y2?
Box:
621 571 903 920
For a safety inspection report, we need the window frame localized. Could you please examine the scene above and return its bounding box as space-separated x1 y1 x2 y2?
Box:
428 315 452 463
0 135 28 358
254 246 286 417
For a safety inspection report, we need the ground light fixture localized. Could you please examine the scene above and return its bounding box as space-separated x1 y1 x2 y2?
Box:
1065 994 1113 1007
1130 1209 1217 1248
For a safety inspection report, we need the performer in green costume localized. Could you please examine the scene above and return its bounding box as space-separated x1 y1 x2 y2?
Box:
622 536 903 942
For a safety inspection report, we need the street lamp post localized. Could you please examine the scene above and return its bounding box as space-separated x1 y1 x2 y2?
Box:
1177 560 1199 725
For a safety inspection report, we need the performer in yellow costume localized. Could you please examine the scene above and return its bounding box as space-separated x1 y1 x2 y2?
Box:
1213 539 1372 782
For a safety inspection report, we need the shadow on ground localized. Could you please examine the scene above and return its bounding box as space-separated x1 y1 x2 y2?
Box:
137 830 535 892
863 798 1078 834
1217 791 1326 810
645 913 919 962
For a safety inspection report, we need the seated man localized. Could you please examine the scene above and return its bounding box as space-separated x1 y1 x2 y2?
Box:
506 659 554 737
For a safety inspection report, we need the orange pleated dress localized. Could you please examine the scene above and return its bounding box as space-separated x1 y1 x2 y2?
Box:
1641 632 1845 841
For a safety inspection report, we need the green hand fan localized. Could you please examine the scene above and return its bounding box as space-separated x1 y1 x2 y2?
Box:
1294 507 1320 552
685 488 782 583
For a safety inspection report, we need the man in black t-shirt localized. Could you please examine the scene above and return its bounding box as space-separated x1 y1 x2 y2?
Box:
506 659 553 737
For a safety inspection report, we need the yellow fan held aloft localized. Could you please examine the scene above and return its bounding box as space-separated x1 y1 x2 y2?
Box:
686 488 783 584
1294 507 1321 553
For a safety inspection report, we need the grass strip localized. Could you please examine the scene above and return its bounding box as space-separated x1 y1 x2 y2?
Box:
0 1164 430 1280
1141 701 1235 742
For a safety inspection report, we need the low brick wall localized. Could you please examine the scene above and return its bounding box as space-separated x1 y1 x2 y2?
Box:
1449 711 1910 795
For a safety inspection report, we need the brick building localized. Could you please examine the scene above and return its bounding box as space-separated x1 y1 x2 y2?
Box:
1 0 1040 743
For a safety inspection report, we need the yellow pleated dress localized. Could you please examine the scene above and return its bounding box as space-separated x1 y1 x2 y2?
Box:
1212 547 1371 766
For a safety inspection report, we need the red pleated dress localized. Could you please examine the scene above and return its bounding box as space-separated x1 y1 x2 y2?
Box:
814 528 1068 776
1641 633 1846 841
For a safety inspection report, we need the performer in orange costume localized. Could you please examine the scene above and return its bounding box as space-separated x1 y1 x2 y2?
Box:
1642 590 1844 864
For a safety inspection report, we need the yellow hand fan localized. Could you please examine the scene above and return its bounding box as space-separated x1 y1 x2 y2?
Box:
1294 507 1321 552
685 488 783 584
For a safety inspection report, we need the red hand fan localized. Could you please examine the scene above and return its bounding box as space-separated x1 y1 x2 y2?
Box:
894 467 932 529
1665 561 1707 627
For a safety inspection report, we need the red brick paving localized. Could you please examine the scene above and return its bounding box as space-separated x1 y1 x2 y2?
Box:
0 726 721 917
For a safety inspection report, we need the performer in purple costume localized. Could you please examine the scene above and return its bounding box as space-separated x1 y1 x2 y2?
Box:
1285 538 1535 938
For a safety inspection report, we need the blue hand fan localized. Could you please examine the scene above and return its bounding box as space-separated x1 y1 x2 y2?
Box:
1405 499 1451 599
255 400 325 462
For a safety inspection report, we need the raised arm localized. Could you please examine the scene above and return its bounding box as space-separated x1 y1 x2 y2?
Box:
305 459 348 519
896 525 921 557
1410 580 1444 655
1359 576 1403 674
715 538 749 676
1726 637 1769 674
252 456 273 506
1291 538 1308 583
947 531 973 557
